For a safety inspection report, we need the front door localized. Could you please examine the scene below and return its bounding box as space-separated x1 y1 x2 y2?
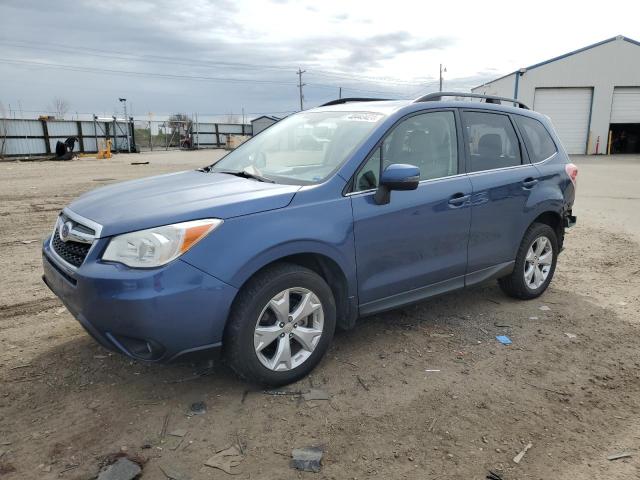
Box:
350 110 473 313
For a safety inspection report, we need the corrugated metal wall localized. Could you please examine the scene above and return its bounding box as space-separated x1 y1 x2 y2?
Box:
5 119 43 137
46 121 78 137
0 118 254 156
0 118 131 156
3 138 47 156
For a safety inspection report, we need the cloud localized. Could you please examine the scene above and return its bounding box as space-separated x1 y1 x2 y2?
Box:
0 0 457 115
332 13 350 21
295 32 455 69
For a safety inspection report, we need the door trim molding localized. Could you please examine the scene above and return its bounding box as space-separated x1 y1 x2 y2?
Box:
359 275 464 316
358 260 515 317
465 260 515 287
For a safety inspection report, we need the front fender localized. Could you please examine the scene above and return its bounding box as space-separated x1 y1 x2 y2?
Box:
228 239 356 293
180 195 357 297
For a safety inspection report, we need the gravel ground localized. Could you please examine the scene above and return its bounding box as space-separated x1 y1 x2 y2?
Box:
0 151 639 479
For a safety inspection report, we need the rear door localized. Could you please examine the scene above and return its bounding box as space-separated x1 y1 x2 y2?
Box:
462 110 539 276
350 110 473 312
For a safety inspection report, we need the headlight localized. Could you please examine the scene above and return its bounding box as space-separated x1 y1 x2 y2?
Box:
102 219 222 268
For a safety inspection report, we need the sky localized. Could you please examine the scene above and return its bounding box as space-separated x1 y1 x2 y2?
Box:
0 0 639 121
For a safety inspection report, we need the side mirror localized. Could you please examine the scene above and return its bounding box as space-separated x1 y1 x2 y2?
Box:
374 164 420 205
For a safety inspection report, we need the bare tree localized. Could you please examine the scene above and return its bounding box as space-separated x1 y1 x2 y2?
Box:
49 97 70 119
0 101 7 158
167 113 192 134
167 113 193 148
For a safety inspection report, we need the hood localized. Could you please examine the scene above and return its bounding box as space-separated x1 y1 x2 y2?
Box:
67 170 301 237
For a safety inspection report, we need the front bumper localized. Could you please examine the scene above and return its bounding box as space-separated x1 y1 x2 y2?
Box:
42 236 238 362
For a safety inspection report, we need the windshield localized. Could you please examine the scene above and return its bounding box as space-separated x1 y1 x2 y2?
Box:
210 111 385 184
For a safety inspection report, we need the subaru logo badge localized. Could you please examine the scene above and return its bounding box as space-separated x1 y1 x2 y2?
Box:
59 221 73 242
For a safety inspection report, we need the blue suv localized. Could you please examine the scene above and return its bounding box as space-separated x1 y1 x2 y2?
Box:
42 92 577 385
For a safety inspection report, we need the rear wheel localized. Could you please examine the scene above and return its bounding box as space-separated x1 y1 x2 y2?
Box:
224 263 336 386
499 222 558 299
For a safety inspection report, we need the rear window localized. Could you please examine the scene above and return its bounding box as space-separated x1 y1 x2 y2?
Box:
514 115 557 162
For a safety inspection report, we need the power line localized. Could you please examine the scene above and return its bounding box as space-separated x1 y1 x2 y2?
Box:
305 69 431 86
0 40 294 74
0 58 299 85
4 108 298 117
0 39 431 88
325 82 440 97
0 57 414 97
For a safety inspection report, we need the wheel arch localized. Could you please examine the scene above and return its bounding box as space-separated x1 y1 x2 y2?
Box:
228 247 357 331
530 210 564 250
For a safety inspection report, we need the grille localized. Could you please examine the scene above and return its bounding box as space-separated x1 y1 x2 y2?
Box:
52 228 91 267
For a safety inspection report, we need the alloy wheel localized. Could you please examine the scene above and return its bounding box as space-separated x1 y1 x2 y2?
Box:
524 235 553 289
253 287 324 371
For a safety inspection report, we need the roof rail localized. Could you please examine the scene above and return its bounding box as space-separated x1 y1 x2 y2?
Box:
319 97 392 107
413 91 529 110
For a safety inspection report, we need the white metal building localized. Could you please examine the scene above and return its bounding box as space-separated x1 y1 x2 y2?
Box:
251 115 280 135
472 36 640 155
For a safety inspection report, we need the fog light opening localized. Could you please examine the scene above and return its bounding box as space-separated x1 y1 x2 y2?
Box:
108 334 165 361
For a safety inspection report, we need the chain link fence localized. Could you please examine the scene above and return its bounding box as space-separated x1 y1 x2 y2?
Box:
133 119 252 152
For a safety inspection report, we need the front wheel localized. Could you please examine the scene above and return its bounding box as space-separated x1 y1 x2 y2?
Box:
224 263 336 386
498 222 558 299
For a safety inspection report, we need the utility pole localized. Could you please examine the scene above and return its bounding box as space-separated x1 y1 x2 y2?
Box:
297 68 306 111
119 97 131 153
195 112 199 150
439 64 447 92
339 87 342 99
148 112 153 151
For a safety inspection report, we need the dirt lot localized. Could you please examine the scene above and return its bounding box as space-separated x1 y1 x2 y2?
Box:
1 151 639 479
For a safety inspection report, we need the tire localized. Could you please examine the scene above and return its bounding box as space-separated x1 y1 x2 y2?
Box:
498 222 559 300
223 263 336 386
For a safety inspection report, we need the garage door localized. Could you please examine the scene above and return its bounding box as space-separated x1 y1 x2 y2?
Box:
533 88 592 154
611 87 640 123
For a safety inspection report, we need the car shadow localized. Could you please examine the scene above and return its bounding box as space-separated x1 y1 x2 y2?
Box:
20 281 516 401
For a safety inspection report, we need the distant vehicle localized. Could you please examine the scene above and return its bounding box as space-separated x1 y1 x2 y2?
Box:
42 92 577 386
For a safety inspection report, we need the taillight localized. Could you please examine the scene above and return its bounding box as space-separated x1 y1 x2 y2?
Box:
565 163 578 186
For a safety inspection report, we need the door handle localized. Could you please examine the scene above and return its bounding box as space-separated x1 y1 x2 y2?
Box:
448 193 470 207
522 177 539 189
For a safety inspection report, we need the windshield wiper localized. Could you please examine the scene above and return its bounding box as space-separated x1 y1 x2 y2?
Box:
216 169 275 183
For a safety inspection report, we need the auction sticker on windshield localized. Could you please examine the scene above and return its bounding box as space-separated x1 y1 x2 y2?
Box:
346 113 384 122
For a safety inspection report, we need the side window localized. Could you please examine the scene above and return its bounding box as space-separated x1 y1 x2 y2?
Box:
382 111 458 181
354 147 381 191
462 111 522 172
514 115 557 162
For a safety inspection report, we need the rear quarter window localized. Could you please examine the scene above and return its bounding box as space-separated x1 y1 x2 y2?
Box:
514 115 557 162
